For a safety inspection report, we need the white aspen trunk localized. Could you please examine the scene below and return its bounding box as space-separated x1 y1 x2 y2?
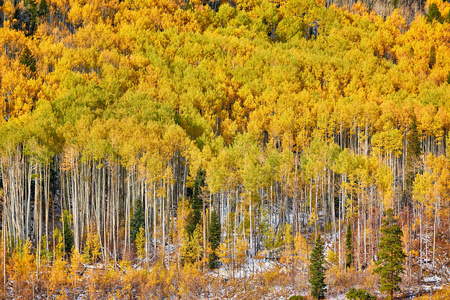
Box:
102 165 108 260
315 177 318 238
125 168 130 255
45 164 50 255
357 204 361 270
433 199 438 268
144 179 149 261
26 161 31 239
73 162 79 252
309 182 313 233
96 162 102 258
249 192 253 257
331 172 336 251
420 202 423 282
162 187 166 264
153 182 157 256
203 190 207 268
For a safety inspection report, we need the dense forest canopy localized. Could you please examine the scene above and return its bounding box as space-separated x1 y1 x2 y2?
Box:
0 0 450 297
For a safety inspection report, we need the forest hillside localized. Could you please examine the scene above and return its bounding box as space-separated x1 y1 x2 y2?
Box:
0 0 450 298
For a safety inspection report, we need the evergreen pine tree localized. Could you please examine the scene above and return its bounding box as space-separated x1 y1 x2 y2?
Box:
185 169 205 237
405 117 422 204
209 210 221 269
19 46 36 73
309 235 327 299
345 223 353 269
12 8 24 32
23 0 38 35
130 200 145 242
61 210 73 255
406 118 422 171
373 209 406 300
428 45 436 69
38 0 49 18
426 3 443 23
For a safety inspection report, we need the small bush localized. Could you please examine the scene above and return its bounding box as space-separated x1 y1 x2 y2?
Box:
288 296 305 300
346 288 376 300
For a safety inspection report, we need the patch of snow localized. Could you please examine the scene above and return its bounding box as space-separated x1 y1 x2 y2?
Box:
423 275 441 283
327 294 347 300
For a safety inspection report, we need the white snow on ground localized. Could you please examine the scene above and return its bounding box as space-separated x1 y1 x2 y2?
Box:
216 258 279 278
423 275 441 283
327 294 347 300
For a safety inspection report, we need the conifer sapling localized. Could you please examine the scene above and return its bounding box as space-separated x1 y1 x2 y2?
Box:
345 223 353 269
373 209 406 300
309 235 327 299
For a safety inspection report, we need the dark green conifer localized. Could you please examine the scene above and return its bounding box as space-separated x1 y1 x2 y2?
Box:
130 200 145 242
185 169 205 237
426 3 443 23
428 45 436 69
20 46 36 73
309 235 327 299
345 223 353 269
346 288 376 300
406 117 421 191
23 0 38 35
38 0 49 18
61 210 73 255
208 210 221 269
373 209 406 300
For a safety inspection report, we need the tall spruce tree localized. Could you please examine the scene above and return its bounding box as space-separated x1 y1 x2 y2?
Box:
309 235 327 299
38 0 49 17
209 210 221 269
428 45 436 69
23 0 38 35
19 46 36 73
426 3 443 23
130 200 145 242
405 117 422 206
345 223 353 269
185 169 205 237
373 209 406 300
61 210 73 255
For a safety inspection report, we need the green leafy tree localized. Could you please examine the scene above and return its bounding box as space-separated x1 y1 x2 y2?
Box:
309 235 327 299
130 200 145 242
208 210 221 269
373 209 406 300
345 223 353 269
